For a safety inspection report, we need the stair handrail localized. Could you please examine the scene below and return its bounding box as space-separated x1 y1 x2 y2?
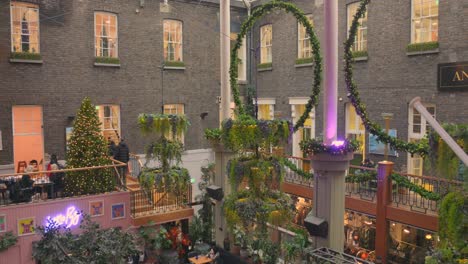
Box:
409 97 468 166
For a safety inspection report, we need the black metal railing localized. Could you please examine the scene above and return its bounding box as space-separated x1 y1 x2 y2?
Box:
345 165 378 202
391 172 462 214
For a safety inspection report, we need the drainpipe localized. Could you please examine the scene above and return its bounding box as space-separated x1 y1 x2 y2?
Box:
409 97 468 166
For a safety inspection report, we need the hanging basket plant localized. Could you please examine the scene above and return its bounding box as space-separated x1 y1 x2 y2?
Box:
138 113 189 138
221 115 292 152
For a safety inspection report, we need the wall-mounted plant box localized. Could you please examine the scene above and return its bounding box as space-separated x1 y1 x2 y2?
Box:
94 57 120 66
257 62 272 71
10 52 42 63
164 61 185 69
295 57 313 66
406 41 439 55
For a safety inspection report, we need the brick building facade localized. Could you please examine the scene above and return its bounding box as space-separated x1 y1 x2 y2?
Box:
0 0 466 174
0 0 245 166
250 0 467 172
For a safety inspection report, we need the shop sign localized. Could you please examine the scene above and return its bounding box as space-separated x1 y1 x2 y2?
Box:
438 62 468 90
45 206 81 228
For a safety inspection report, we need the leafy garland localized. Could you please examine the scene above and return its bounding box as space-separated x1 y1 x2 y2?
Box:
280 157 314 179
300 138 359 156
0 231 18 252
390 173 440 201
344 0 428 156
345 171 377 183
229 0 322 132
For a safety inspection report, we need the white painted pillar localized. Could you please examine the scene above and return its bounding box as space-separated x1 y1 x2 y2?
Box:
220 0 231 122
323 0 338 145
311 153 352 252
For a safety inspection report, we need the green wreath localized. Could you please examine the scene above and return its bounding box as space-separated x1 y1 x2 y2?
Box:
344 0 428 156
230 0 322 132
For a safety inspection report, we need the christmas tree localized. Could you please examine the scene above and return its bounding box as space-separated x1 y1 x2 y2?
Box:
64 97 115 195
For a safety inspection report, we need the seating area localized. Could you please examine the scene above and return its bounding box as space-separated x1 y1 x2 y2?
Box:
0 172 64 205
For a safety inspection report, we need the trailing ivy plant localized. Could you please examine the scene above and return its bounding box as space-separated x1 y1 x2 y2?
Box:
344 0 429 156
425 192 467 264
137 113 191 199
0 232 18 252
280 157 314 179
229 0 322 132
221 115 291 153
391 173 441 201
426 123 468 181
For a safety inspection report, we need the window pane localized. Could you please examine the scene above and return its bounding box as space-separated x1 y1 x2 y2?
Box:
95 12 118 58
412 0 438 43
11 2 40 53
347 2 367 52
163 20 183 62
260 25 272 63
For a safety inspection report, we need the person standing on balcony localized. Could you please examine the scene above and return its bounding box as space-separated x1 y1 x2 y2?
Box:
114 138 130 187
108 137 118 157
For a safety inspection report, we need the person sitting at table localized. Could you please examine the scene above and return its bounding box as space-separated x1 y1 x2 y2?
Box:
206 246 220 263
29 160 39 171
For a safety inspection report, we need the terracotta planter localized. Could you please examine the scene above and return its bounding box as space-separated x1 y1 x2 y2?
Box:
231 244 241 256
240 248 249 259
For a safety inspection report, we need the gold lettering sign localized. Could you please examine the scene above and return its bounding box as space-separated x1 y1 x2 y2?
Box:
452 71 468 82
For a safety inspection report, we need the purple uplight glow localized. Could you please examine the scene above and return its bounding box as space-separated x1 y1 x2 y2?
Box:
331 140 345 147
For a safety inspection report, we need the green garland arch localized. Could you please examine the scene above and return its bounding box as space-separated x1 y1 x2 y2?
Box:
344 0 429 156
230 0 323 132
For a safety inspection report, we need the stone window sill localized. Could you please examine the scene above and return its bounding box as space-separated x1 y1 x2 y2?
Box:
94 62 120 67
237 80 248 85
163 66 186 70
258 67 272 72
9 58 43 64
295 63 313 68
406 49 439 56
354 56 368 62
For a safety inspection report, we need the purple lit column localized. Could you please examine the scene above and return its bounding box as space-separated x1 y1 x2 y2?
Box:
323 0 338 145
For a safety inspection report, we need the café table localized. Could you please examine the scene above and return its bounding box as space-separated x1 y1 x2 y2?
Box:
33 179 54 199
188 255 213 264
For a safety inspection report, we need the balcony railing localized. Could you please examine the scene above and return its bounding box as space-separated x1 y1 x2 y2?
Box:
129 185 192 218
0 159 126 206
284 157 314 187
345 165 378 202
391 172 463 214
129 153 143 179
284 156 464 215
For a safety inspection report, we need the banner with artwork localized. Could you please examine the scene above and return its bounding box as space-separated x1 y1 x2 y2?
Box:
369 129 398 156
